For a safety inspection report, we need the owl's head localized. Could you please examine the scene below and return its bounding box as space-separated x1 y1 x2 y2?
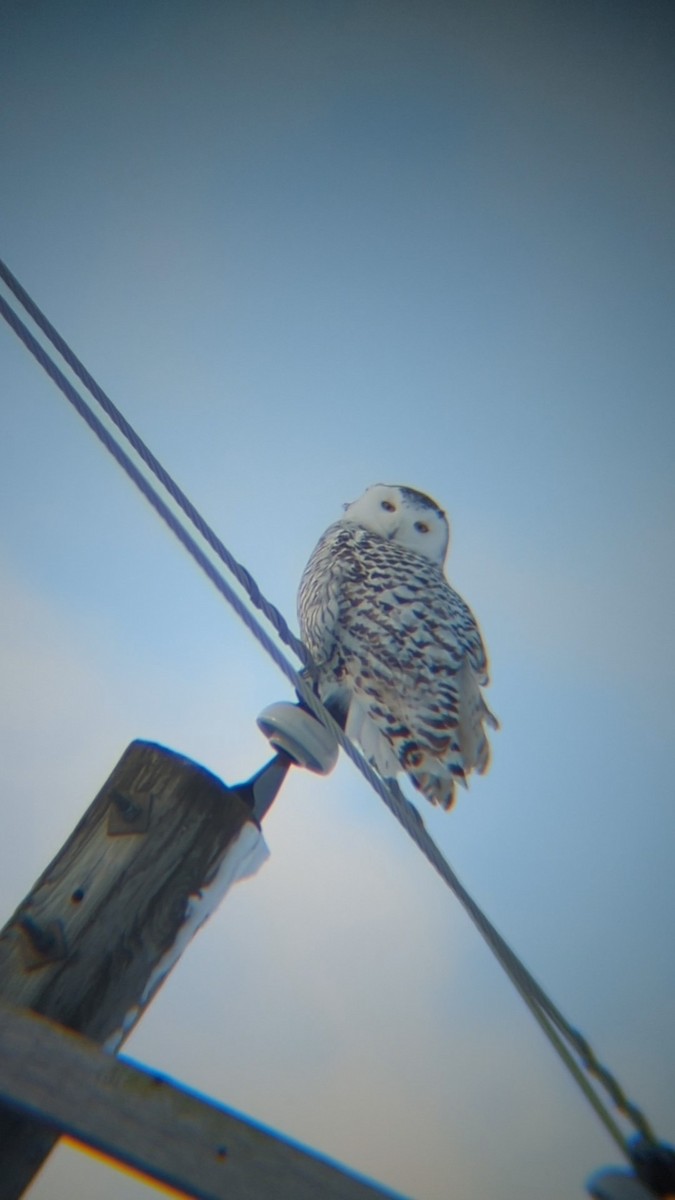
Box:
342 484 449 565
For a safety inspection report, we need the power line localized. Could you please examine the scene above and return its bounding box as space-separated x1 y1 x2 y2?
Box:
0 262 659 1162
0 258 311 670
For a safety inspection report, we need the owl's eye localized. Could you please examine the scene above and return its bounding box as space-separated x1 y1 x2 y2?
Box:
381 500 396 512
414 521 430 534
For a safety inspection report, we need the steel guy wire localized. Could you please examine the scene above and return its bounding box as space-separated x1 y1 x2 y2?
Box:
0 257 312 670
0 281 657 1159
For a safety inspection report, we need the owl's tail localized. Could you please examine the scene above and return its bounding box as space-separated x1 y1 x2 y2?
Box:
342 668 498 814
346 696 401 779
408 661 499 811
457 659 500 776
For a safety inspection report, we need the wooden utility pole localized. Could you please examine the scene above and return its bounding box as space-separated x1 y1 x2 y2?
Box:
0 739 288 1198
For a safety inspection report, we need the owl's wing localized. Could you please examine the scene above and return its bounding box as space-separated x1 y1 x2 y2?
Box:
442 585 492 684
297 523 361 726
352 572 497 808
297 523 352 667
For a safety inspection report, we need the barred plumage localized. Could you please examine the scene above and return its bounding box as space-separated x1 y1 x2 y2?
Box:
298 483 497 810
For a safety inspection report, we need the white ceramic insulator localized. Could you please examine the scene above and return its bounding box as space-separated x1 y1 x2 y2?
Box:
257 702 339 775
587 1171 656 1200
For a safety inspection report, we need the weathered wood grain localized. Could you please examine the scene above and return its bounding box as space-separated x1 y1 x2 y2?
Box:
0 740 255 1038
0 1005 406 1200
0 740 263 1197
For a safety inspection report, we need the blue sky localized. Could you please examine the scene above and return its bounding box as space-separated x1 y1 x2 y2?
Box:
1 2 674 1197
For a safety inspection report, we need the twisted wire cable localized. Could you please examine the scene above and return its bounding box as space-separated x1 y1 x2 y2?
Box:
0 258 311 669
1 276 659 1161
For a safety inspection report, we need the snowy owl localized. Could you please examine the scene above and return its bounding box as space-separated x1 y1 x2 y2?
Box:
298 483 497 810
